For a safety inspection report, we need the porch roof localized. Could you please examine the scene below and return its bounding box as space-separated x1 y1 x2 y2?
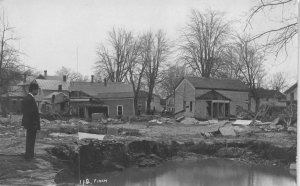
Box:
196 90 231 101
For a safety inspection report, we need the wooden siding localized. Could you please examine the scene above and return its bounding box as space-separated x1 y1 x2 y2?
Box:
175 79 195 116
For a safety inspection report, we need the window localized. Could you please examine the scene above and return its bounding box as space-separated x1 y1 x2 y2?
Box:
190 101 193 112
117 105 123 116
183 101 186 111
291 92 294 101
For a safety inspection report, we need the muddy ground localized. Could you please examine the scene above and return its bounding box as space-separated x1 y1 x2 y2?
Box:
0 115 296 185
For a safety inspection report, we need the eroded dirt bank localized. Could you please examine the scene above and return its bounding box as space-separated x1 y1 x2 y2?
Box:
49 138 296 184
0 115 296 185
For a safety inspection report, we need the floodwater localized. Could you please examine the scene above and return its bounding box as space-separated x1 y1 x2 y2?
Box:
82 158 296 186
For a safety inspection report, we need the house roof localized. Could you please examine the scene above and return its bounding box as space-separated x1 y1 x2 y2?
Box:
43 92 68 99
183 77 249 91
36 74 62 81
284 83 297 94
34 79 70 91
196 90 231 101
254 88 286 99
70 81 134 98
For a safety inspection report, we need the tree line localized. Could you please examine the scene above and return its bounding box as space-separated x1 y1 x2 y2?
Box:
94 6 295 113
0 1 297 116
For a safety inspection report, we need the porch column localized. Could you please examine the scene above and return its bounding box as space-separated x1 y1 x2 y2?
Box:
223 102 225 118
211 102 213 118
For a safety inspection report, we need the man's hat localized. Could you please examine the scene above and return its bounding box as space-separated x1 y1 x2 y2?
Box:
29 82 39 92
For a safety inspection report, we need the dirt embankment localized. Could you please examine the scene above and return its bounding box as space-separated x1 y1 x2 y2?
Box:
0 115 296 185
49 137 296 184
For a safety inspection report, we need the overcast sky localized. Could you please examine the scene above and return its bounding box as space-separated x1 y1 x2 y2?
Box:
0 0 298 85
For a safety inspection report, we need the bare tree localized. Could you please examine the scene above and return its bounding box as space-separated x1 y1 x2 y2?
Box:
127 37 147 115
160 64 185 97
143 30 170 113
268 72 288 92
180 9 231 78
217 45 243 79
246 0 297 56
0 14 23 117
95 28 133 82
234 35 266 112
56 66 89 82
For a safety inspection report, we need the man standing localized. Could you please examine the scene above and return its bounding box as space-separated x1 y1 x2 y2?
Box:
21 82 40 160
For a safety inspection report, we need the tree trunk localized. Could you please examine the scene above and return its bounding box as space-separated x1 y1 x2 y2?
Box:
255 97 260 113
133 96 138 116
0 97 7 117
146 86 154 114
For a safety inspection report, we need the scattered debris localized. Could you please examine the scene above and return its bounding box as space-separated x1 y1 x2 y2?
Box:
258 122 272 125
219 125 236 136
106 127 119 135
197 121 209 125
0 117 10 124
208 120 218 124
77 120 88 125
176 116 185 122
78 132 105 140
41 119 51 125
200 123 222 133
149 119 163 124
202 132 212 138
232 120 252 126
49 133 76 138
119 128 140 136
160 117 173 123
40 112 62 121
180 118 198 125
233 125 251 135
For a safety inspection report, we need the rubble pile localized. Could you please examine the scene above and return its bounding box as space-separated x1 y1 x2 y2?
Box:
130 115 160 122
40 112 63 121
148 117 173 125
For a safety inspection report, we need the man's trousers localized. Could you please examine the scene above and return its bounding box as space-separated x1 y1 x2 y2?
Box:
25 128 37 159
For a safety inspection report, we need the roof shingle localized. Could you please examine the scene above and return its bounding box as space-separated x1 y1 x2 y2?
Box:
185 77 249 91
34 79 69 91
70 82 133 98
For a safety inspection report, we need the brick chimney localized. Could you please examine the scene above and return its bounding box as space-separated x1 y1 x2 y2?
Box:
58 84 62 92
63 75 67 82
44 70 47 77
23 74 27 83
91 75 94 83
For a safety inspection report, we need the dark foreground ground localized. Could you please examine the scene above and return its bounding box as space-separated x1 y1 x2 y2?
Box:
0 115 296 185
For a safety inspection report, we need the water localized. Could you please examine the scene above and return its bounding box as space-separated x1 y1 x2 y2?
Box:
83 158 296 186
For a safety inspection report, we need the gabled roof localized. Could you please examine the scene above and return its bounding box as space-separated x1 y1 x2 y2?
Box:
254 88 286 99
43 92 68 99
70 81 133 99
196 90 231 101
284 83 297 94
182 76 249 91
34 79 69 91
36 75 62 81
